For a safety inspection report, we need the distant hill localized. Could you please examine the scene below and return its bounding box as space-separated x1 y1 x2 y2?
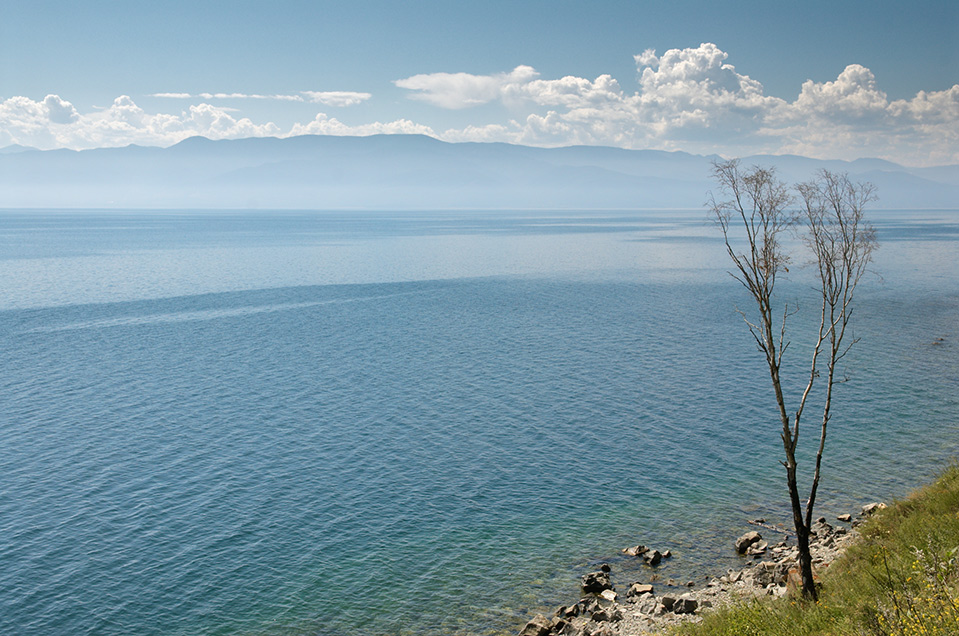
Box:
0 144 39 155
1 135 956 209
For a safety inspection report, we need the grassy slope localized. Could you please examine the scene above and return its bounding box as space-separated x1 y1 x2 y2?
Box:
674 464 959 636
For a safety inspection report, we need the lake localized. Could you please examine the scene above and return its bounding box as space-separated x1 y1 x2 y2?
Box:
0 208 956 635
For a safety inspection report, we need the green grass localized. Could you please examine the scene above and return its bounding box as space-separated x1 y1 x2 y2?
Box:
674 463 959 636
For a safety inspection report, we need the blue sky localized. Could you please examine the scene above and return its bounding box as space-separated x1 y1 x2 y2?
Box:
2 0 957 165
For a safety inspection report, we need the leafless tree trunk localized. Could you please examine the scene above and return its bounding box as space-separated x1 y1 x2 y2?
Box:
709 160 877 601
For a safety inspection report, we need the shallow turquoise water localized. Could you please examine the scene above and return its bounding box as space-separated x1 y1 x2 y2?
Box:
0 209 956 635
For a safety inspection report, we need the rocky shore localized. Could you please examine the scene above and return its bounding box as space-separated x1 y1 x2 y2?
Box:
518 503 887 636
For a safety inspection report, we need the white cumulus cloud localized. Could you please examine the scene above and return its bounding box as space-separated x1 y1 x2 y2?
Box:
42 94 80 124
791 64 890 123
289 113 434 137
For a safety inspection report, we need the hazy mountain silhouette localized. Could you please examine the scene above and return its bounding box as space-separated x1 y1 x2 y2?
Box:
1 135 956 209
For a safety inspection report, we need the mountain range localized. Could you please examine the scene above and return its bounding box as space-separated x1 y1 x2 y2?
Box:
2 134 957 209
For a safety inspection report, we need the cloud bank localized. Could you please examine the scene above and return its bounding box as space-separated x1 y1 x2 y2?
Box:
398 43 958 165
2 44 957 165
0 95 282 149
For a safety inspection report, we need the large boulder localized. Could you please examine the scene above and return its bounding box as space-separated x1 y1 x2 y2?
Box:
626 583 654 597
735 531 763 554
581 570 613 594
673 595 699 615
518 614 551 636
548 617 574 635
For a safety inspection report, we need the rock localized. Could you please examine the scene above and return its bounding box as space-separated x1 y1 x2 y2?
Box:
554 604 579 619
673 595 699 615
599 563 611 573
627 583 654 597
735 531 763 554
812 519 834 536
548 617 573 634
746 540 768 556
518 614 551 636
745 561 785 587
785 567 802 597
581 570 613 594
660 595 676 612
622 544 648 556
635 595 666 616
599 589 617 602
662 549 672 559
861 502 887 516
578 597 602 615
590 605 623 623
643 549 663 566
583 624 616 636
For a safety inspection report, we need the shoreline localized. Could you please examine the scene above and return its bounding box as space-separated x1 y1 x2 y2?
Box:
518 503 881 636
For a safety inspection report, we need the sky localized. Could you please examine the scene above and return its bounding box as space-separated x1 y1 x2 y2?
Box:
2 0 957 166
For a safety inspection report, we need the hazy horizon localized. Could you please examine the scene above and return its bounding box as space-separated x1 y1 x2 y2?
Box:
3 133 957 210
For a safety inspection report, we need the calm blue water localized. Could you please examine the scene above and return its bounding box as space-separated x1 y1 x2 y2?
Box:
0 209 956 636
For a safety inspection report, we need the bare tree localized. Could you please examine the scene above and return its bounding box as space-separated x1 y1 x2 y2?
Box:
709 160 877 600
